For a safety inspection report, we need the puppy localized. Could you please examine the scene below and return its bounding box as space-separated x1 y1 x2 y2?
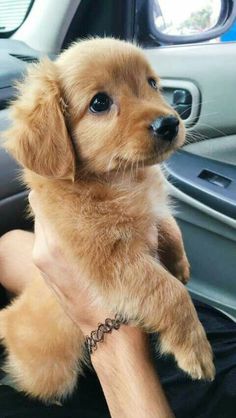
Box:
0 38 215 402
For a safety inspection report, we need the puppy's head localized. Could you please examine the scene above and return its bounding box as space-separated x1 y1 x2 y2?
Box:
4 38 185 179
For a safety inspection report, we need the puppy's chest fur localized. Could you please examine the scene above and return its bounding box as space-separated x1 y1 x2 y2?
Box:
25 166 169 263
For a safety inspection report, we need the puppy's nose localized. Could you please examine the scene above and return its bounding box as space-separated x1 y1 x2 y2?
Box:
149 115 179 141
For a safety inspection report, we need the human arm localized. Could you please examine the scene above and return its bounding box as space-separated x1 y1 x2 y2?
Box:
91 326 174 418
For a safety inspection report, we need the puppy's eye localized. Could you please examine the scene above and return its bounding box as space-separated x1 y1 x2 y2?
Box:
148 78 158 90
89 92 112 113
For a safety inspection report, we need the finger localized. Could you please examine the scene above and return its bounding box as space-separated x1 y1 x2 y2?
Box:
29 191 53 234
34 217 46 245
33 212 62 270
28 190 37 213
32 217 49 267
29 191 45 221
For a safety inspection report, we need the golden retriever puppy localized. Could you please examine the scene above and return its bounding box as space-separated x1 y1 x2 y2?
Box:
0 38 215 402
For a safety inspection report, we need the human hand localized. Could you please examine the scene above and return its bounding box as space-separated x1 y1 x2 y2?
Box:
29 190 110 335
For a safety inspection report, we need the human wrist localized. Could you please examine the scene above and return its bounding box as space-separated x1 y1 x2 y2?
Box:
91 324 149 370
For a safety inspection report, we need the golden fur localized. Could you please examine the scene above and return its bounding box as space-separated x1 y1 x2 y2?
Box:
0 38 215 401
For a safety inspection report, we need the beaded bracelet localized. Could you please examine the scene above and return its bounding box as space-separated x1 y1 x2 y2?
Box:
85 314 127 354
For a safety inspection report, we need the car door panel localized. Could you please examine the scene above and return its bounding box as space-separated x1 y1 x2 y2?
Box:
145 42 236 318
171 183 236 318
185 135 236 165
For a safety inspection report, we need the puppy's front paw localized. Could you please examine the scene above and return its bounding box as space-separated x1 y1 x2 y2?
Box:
176 328 215 381
172 253 190 285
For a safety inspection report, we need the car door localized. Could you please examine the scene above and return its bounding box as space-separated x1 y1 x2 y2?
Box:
138 0 236 318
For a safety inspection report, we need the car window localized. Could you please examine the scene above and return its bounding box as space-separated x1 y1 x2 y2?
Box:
0 0 33 36
148 0 236 44
155 0 222 37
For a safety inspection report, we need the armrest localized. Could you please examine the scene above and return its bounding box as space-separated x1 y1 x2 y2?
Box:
165 150 236 219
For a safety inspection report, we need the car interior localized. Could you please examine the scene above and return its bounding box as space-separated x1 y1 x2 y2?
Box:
0 0 235 416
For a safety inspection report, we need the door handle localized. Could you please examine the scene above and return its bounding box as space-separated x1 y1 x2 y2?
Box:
161 79 200 127
172 89 192 120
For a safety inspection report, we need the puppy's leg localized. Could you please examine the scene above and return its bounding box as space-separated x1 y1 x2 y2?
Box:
0 275 84 402
105 255 214 381
158 216 190 284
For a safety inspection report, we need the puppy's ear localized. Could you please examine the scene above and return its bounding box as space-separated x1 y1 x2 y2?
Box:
4 59 75 180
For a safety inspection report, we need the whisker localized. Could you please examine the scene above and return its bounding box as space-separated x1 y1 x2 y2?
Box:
195 123 228 137
129 160 134 183
135 155 140 178
115 157 123 177
175 99 218 118
122 156 130 181
182 111 219 123
107 152 116 172
185 131 207 144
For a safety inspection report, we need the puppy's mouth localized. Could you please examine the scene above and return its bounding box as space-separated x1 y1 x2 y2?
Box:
115 148 176 171
113 131 184 172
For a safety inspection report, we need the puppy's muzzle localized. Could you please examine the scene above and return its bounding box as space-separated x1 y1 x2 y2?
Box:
149 115 179 142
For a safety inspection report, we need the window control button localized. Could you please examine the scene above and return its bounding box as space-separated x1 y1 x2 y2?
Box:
198 169 231 188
